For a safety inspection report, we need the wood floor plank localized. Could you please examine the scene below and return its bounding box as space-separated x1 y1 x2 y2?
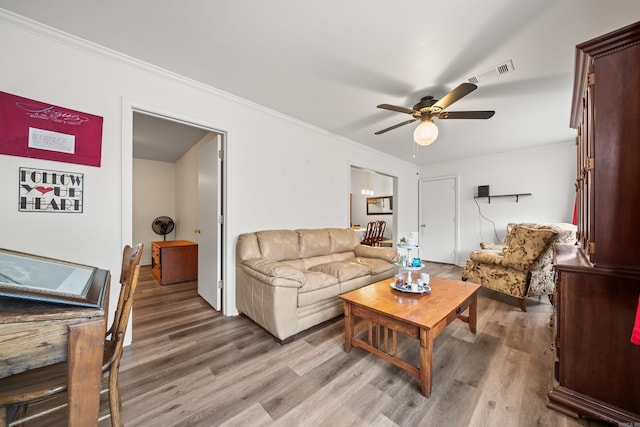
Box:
19 263 612 426
218 403 274 427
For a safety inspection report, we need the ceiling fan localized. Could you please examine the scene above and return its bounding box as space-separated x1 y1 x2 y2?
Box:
375 82 495 146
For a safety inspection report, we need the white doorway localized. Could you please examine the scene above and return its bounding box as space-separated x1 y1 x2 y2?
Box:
197 136 222 310
125 104 226 328
349 166 397 244
419 176 458 264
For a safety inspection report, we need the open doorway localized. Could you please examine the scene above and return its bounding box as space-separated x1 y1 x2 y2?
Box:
349 166 397 245
127 109 226 337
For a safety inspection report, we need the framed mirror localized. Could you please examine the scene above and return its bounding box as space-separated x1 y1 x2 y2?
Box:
366 196 393 215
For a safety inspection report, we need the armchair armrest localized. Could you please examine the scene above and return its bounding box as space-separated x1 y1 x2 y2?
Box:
469 251 506 267
479 242 506 251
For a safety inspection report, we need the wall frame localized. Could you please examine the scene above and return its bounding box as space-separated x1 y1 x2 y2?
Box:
366 195 393 215
0 91 103 167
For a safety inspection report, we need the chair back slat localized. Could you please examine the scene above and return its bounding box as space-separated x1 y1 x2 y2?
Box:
375 221 386 245
106 243 143 347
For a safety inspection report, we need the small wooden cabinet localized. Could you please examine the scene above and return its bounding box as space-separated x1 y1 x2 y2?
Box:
151 240 198 285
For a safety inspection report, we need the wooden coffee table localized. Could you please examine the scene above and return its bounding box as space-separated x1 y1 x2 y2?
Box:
340 276 480 397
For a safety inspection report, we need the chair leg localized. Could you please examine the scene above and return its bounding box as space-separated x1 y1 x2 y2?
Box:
517 298 527 312
1 406 7 427
108 364 122 427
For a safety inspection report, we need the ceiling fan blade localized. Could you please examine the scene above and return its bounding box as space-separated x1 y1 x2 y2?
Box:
377 104 416 115
432 82 478 111
374 118 418 135
437 111 495 119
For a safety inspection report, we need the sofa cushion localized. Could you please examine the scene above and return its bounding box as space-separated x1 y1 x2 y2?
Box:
501 226 557 271
297 271 340 307
299 271 339 292
255 230 300 261
327 228 360 253
303 254 335 270
236 233 261 262
354 245 397 263
243 258 306 283
297 229 332 258
309 260 370 282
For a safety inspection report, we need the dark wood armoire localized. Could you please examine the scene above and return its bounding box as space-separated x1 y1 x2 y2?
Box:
549 21 640 425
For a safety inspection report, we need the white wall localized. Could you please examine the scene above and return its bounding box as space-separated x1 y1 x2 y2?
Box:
420 142 576 265
0 13 420 325
132 159 176 265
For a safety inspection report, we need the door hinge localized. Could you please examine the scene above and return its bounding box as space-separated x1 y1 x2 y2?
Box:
587 241 595 255
218 149 224 160
585 157 595 171
218 214 224 224
217 280 224 289
586 72 595 86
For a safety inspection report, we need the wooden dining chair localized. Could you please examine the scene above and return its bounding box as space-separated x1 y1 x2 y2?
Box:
361 221 377 245
0 243 144 427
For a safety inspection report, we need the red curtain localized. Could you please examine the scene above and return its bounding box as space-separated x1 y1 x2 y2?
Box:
632 295 640 345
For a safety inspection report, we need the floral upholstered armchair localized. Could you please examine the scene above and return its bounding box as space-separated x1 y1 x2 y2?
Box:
462 223 577 311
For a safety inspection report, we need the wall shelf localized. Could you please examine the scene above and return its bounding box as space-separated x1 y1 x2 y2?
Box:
474 193 532 203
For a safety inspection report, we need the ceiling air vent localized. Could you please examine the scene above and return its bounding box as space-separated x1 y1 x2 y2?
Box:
466 60 515 84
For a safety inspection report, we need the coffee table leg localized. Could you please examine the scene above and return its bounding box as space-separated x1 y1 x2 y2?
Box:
469 292 478 334
419 328 433 397
344 302 353 352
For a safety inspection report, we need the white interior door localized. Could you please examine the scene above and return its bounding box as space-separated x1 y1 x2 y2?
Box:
419 176 457 264
197 136 221 310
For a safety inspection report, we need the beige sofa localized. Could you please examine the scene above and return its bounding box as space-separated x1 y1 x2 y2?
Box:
236 228 397 343
462 222 577 311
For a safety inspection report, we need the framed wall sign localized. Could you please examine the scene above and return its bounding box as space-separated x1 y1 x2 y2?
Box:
0 91 103 167
18 167 84 213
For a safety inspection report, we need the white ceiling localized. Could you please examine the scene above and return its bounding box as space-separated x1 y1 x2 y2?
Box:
132 113 210 163
2 1 639 165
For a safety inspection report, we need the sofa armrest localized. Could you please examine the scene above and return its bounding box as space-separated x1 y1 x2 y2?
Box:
241 258 305 287
354 245 397 263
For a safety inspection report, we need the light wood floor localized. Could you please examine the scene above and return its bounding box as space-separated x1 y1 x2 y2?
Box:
27 263 609 426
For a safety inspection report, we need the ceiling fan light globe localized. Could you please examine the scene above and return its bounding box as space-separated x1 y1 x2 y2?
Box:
413 120 439 146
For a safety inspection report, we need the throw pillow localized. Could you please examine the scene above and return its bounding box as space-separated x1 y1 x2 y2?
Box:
501 226 557 271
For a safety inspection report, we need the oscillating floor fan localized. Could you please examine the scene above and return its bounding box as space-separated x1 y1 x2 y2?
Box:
152 216 174 241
